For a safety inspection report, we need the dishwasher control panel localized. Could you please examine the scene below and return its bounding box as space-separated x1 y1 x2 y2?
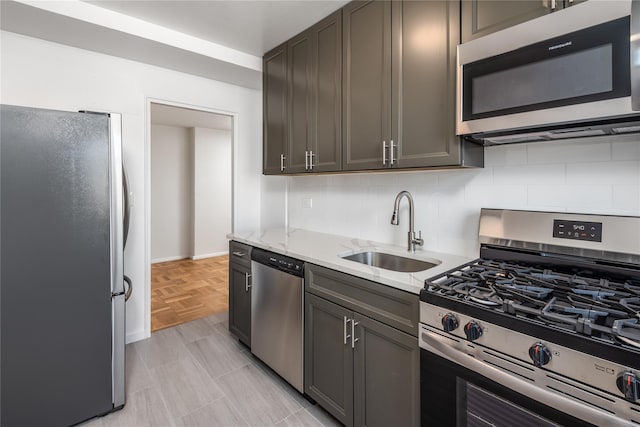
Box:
252 247 305 277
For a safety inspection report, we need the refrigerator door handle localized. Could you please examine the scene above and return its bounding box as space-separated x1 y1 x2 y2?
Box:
108 113 124 296
123 275 133 301
122 164 130 249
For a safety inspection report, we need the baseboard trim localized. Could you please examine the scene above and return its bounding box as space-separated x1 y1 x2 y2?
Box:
191 251 228 260
151 255 189 264
126 328 148 344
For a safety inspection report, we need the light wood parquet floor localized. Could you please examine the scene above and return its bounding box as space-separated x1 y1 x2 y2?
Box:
151 255 229 332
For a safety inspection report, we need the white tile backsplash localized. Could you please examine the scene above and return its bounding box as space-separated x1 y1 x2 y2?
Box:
526 138 612 164
566 161 640 185
282 135 640 258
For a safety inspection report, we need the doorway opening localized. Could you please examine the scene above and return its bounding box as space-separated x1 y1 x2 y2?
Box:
149 102 233 332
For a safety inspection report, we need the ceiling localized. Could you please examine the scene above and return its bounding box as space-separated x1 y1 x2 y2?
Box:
0 0 348 88
151 103 232 130
85 1 348 56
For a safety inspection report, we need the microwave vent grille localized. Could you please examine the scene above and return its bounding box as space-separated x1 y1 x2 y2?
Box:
612 125 640 133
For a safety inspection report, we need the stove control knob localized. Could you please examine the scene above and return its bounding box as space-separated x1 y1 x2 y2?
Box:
464 321 483 341
441 313 459 332
617 372 640 402
529 342 552 367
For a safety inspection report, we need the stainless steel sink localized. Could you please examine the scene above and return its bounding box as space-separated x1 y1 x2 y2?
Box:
340 251 440 273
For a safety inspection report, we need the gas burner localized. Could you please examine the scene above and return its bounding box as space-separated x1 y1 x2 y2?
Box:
467 286 501 306
612 318 640 348
425 255 640 348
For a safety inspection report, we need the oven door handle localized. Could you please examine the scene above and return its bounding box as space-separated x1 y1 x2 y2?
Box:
421 328 630 427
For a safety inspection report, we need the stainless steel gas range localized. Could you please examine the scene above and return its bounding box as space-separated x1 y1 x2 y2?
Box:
419 209 640 426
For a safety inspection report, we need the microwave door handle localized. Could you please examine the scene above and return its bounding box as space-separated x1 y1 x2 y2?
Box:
632 0 640 110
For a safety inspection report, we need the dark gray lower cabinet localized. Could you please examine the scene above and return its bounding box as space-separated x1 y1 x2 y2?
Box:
353 313 419 427
305 291 419 427
305 293 354 426
229 242 252 346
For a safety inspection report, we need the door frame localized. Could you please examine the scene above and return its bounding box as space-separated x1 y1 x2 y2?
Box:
144 97 238 338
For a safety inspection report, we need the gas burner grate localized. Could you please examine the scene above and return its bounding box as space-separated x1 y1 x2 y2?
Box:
426 257 640 348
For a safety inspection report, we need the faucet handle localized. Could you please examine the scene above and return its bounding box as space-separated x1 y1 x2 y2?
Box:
413 230 424 247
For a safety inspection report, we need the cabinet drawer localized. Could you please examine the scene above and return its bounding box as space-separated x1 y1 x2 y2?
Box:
305 264 419 336
229 241 252 267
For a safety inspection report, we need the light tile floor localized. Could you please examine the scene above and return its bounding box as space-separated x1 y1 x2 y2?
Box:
82 312 341 427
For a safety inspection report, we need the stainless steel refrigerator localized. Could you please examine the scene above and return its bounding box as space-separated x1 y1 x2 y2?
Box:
1 104 130 426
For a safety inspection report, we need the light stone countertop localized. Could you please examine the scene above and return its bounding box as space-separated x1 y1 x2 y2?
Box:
227 228 476 295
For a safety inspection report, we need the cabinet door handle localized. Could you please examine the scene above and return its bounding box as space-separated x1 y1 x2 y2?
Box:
280 154 286 172
389 140 395 166
343 316 351 345
382 141 388 165
245 273 252 291
309 151 314 170
305 151 309 170
232 251 246 257
351 320 359 348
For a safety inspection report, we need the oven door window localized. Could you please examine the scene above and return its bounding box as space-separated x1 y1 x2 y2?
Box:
462 16 630 121
458 380 559 427
420 349 595 426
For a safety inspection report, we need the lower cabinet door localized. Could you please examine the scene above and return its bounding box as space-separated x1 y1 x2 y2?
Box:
352 313 420 427
305 293 354 427
228 262 251 346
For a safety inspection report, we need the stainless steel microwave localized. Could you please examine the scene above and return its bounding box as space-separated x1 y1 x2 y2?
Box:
457 0 640 145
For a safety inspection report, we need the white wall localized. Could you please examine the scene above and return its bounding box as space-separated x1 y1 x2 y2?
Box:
192 127 232 258
150 124 192 262
286 136 640 258
0 30 263 343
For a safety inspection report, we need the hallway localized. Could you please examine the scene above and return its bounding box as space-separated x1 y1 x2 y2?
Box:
151 255 229 332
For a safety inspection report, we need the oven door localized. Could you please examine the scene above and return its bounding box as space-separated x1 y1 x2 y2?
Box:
420 325 629 427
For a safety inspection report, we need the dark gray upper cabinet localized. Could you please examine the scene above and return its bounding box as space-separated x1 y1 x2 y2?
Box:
391 0 464 168
343 0 482 171
461 0 588 43
228 241 252 346
287 32 313 174
310 11 342 173
265 0 484 175
263 43 288 174
342 0 391 171
265 11 342 174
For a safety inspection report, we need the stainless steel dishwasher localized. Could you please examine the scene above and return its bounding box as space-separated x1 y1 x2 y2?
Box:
250 248 304 393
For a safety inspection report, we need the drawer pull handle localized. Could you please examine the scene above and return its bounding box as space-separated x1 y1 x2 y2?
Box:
232 251 246 257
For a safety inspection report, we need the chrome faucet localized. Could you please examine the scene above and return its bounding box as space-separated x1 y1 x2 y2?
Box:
391 190 424 252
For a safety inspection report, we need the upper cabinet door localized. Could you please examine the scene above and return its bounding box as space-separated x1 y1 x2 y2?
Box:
263 43 288 174
287 32 313 174
461 0 556 43
342 1 392 171
391 0 461 169
310 10 342 173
